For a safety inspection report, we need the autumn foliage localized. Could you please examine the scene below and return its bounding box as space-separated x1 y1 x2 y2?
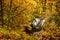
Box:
0 0 60 40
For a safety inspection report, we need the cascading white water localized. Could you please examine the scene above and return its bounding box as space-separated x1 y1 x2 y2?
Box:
32 18 45 29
